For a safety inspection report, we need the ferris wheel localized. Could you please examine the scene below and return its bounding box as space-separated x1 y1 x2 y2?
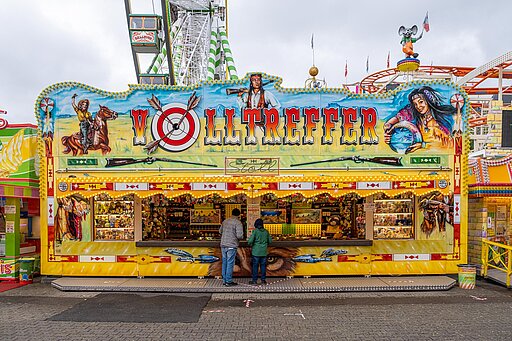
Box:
124 0 238 86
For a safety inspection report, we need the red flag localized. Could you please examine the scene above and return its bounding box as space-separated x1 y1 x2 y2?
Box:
423 12 430 32
386 51 390 68
344 60 348 78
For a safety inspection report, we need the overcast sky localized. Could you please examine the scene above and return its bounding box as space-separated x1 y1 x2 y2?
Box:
1 0 511 124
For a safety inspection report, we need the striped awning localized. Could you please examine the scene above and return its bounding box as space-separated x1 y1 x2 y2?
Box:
56 177 450 199
469 183 512 197
0 185 39 198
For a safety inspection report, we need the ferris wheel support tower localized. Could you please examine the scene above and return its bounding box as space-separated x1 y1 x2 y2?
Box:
124 0 238 86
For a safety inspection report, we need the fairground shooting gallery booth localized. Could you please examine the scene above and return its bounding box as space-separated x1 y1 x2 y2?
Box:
36 73 468 278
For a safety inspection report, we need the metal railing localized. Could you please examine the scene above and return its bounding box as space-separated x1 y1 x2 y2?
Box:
481 239 512 287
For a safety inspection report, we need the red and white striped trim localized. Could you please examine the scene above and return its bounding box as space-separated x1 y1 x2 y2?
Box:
356 181 391 190
79 255 116 263
191 182 227 190
393 254 431 261
278 182 314 190
114 183 149 191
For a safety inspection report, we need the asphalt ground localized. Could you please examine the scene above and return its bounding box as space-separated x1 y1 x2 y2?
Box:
48 293 211 323
1 277 511 340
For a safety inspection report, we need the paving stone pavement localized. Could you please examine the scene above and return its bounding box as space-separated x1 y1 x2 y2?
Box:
0 277 511 340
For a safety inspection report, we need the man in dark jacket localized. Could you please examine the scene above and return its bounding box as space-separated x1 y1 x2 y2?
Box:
247 218 272 285
219 208 243 286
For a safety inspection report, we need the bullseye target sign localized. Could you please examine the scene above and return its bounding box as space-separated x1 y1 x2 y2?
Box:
150 103 200 152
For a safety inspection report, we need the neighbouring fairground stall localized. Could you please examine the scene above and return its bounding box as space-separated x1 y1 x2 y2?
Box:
0 121 41 281
36 75 468 278
467 155 512 265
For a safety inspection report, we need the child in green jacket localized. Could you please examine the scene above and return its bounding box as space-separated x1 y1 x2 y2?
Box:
247 218 272 284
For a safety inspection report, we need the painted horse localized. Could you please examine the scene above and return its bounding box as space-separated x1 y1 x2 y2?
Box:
61 105 118 156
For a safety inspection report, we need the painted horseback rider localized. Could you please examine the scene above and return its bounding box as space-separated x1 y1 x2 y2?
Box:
71 94 94 154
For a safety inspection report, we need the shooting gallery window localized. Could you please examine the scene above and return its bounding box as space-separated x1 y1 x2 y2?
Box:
373 193 414 240
141 194 193 240
93 194 134 241
140 194 246 241
261 193 367 241
135 192 372 242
